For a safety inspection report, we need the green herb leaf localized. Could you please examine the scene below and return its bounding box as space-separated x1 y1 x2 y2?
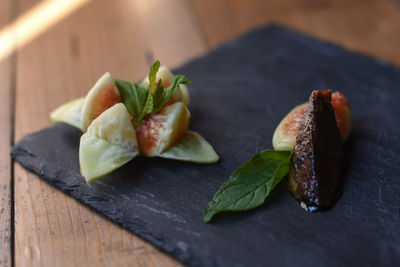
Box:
114 60 191 128
148 60 160 93
152 79 165 112
203 150 292 222
114 79 148 127
152 74 192 113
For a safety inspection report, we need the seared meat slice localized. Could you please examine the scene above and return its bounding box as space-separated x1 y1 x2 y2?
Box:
289 90 343 211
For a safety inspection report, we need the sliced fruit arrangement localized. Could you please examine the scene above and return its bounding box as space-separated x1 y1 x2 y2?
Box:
51 60 219 183
204 90 351 222
273 91 351 150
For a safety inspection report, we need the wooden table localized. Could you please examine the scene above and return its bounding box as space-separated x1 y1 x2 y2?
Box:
1 0 400 266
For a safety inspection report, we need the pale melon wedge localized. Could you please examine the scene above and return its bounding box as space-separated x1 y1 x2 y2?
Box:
50 97 85 131
81 72 120 131
158 131 219 163
79 103 139 183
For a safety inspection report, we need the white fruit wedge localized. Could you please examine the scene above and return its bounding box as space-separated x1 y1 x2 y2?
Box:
79 103 139 183
50 97 85 131
272 103 307 151
81 72 120 131
142 66 190 106
158 131 219 163
136 101 190 157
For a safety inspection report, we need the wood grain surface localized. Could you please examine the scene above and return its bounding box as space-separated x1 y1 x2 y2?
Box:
2 0 400 266
0 0 14 266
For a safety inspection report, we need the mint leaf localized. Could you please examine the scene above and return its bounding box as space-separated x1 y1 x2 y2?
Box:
142 60 160 117
148 60 160 93
114 79 148 127
115 60 191 128
152 75 191 113
203 150 292 222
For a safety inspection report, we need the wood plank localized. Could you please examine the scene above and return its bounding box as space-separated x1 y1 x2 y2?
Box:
193 0 400 65
0 0 14 266
13 0 208 266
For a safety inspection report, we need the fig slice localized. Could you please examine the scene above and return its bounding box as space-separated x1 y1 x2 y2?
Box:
79 103 139 183
289 90 343 211
331 91 351 141
136 101 190 157
81 72 121 131
273 91 351 150
142 66 190 106
272 103 307 151
50 97 85 131
158 131 219 163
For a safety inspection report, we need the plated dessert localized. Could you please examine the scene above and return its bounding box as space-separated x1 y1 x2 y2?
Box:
51 60 351 219
204 89 351 221
51 61 219 183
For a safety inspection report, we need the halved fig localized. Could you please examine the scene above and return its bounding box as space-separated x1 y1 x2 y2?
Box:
50 97 85 131
142 66 190 106
79 103 139 183
273 91 351 150
136 102 190 157
158 131 219 163
81 72 120 131
289 90 343 211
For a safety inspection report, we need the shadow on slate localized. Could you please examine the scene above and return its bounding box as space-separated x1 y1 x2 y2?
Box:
11 24 400 267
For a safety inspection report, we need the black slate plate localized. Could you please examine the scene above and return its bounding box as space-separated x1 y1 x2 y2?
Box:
12 25 400 267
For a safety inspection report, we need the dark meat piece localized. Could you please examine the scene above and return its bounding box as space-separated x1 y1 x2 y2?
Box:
289 90 343 212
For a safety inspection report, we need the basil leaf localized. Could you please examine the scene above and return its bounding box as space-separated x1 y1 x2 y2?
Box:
203 150 292 222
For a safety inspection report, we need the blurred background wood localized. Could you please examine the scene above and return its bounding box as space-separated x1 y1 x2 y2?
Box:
0 0 14 266
2 0 400 266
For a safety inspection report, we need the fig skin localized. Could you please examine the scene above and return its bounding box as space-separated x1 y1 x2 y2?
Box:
272 91 351 150
331 92 351 142
136 102 190 157
81 72 120 131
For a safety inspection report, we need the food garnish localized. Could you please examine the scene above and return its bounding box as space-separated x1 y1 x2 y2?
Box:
204 90 350 222
51 61 219 183
204 150 292 222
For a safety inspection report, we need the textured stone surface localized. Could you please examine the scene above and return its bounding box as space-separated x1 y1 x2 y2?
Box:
11 25 400 267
